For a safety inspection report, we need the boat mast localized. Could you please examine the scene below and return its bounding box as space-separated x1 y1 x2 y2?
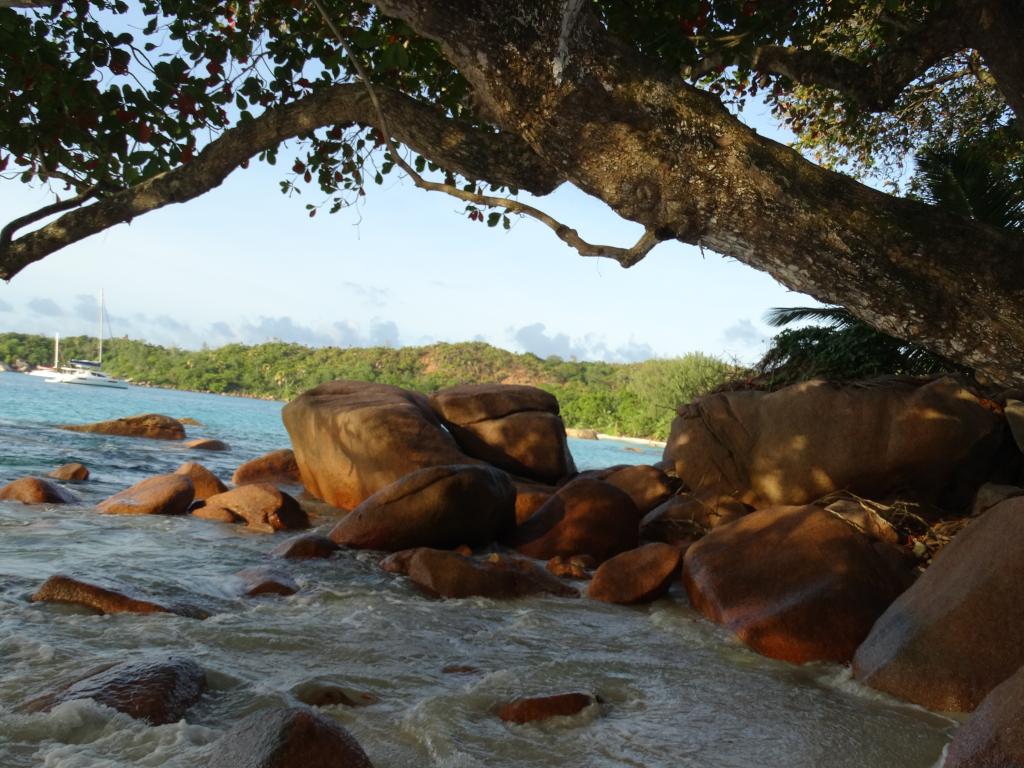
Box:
98 289 103 366
54 332 59 368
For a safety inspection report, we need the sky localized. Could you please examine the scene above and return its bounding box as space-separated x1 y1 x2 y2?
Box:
0 96 818 366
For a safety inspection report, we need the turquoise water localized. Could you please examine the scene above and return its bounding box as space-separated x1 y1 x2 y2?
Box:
0 372 954 767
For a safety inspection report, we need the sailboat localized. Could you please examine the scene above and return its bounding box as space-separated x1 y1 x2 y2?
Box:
27 333 62 377
45 291 129 389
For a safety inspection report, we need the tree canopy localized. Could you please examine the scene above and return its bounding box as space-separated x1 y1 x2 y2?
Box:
1 1 1022 381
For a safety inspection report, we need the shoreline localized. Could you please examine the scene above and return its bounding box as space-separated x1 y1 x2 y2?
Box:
595 432 666 448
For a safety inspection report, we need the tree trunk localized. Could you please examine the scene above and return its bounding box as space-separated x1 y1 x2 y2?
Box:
374 0 1024 385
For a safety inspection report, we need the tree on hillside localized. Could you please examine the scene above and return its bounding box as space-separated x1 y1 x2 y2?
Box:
1 1 1022 381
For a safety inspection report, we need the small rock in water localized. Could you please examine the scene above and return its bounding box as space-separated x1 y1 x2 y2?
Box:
404 548 579 599
588 542 682 604
24 656 207 725
442 665 480 675
184 437 231 451
232 448 301 486
271 533 338 559
59 413 185 441
208 707 375 768
30 574 205 618
235 566 299 597
98 474 194 516
290 680 378 708
0 476 79 505
175 462 228 500
47 463 90 482
498 692 597 724
546 555 594 580
177 417 204 426
200 484 309 532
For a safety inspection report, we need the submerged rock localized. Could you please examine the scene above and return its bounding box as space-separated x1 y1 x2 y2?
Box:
98 474 194 516
208 707 374 768
429 383 576 484
282 379 472 509
290 680 378 708
198 484 309 532
329 465 515 552
505 477 641 564
498 692 597 724
588 543 682 605
24 656 206 725
944 665 1024 767
663 377 1003 509
47 462 90 482
232 448 302 486
403 548 579 599
854 497 1024 711
235 566 298 597
30 574 203 617
271 534 338 559
60 413 186 441
184 437 230 451
684 504 913 664
0 476 79 505
174 462 228 501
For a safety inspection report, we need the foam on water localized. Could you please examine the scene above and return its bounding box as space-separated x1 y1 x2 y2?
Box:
0 373 955 767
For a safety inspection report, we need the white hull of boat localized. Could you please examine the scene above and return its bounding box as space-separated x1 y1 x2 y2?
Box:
45 370 128 389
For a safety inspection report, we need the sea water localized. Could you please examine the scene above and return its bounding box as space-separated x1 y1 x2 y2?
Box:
0 372 955 767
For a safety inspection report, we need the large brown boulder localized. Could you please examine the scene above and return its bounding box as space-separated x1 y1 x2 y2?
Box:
232 448 302 486
174 462 228 500
402 548 579 599
639 493 747 546
588 543 682 604
664 377 1003 510
683 504 913 664
25 657 206 725
498 692 596 724
30 574 203 617
0 476 79 504
429 383 576 484
853 497 1024 712
944 665 1024 767
48 462 89 482
197 484 309 532
282 380 473 509
98 474 194 515
504 478 641 564
208 707 374 768
601 465 677 514
60 413 185 440
329 465 515 551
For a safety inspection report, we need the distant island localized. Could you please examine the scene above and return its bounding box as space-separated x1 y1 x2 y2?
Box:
0 333 733 440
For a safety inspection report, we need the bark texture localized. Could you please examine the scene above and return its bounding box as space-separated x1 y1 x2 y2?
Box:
372 0 1024 385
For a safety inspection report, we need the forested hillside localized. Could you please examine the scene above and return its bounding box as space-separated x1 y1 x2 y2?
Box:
0 333 732 440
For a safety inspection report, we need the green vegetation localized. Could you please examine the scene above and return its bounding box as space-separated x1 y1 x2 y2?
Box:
0 333 732 440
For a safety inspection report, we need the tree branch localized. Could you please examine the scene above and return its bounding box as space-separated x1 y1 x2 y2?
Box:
310 0 659 268
0 84 561 280
0 187 97 250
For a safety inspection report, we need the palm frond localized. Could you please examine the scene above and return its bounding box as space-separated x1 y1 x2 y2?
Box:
763 306 857 329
